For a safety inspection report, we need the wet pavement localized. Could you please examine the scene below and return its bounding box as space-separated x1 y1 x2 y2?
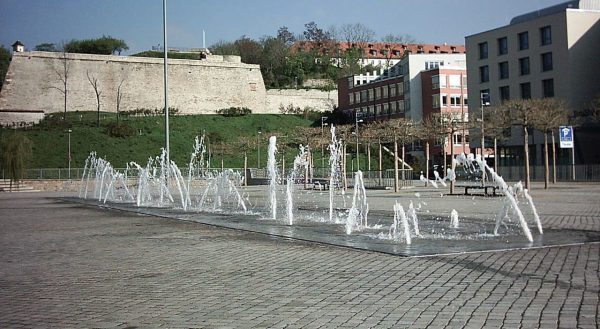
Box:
1 182 599 328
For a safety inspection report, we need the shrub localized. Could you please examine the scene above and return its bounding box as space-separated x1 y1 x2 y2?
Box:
105 122 136 138
216 107 252 117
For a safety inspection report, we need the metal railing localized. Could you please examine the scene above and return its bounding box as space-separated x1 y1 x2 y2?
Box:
496 164 600 182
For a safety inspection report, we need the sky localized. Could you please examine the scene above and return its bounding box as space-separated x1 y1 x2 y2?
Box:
0 0 567 54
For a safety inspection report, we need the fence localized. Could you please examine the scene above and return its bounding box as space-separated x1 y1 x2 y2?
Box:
496 164 600 182
11 166 413 189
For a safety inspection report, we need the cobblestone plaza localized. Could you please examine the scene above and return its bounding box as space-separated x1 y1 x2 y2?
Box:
1 183 599 328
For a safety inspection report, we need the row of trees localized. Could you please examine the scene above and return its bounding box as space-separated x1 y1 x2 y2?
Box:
35 36 129 55
209 22 415 88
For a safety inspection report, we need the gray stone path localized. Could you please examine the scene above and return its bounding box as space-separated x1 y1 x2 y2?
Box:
1 183 599 328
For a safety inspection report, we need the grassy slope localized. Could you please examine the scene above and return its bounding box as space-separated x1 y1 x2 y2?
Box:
14 112 315 169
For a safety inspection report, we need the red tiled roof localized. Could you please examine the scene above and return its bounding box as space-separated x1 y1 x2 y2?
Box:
291 41 465 59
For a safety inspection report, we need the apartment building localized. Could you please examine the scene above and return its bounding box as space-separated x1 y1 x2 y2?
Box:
337 53 469 160
465 0 600 164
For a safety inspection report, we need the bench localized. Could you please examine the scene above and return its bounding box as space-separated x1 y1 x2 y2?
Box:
455 183 500 196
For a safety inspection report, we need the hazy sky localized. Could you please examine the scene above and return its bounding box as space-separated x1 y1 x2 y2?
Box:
1 0 566 54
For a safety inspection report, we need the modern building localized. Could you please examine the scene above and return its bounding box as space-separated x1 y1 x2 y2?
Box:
337 53 470 160
465 0 600 164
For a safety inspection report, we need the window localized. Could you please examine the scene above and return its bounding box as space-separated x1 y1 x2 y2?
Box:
355 92 360 103
349 94 354 105
453 133 466 146
368 89 374 101
464 97 468 106
347 78 354 89
542 79 554 98
432 94 441 108
450 95 461 107
432 75 440 89
425 61 444 70
518 32 529 50
519 57 530 75
397 101 404 113
499 61 509 79
391 102 397 113
382 86 388 98
499 86 510 102
397 82 404 96
375 104 381 116
541 52 553 71
442 94 448 106
449 75 461 88
540 26 552 45
520 82 531 99
390 84 397 97
478 42 488 59
375 87 381 100
383 103 389 115
360 90 367 102
479 65 489 83
498 37 508 55
367 106 373 117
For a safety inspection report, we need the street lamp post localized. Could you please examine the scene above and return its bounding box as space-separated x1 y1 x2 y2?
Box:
355 111 363 170
321 116 328 171
163 0 170 163
67 129 72 179
257 131 262 168
480 92 490 184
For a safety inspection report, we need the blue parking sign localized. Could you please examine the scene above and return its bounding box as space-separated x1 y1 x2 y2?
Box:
559 126 573 148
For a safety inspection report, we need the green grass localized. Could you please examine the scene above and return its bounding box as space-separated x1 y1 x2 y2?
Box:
4 112 316 169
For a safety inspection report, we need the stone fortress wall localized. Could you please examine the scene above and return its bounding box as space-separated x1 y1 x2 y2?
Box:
0 51 337 125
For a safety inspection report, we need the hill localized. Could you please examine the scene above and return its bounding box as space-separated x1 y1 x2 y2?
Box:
5 112 317 170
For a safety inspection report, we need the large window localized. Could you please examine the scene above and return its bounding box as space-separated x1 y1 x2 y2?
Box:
432 75 440 89
449 75 461 88
478 42 488 59
520 82 531 99
479 65 489 83
499 61 509 79
519 57 530 75
497 37 508 55
518 31 529 50
432 94 441 108
499 86 510 102
541 52 553 71
540 26 552 45
542 79 554 97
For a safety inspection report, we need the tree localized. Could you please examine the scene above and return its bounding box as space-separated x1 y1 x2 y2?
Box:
0 45 11 91
34 43 57 52
65 36 128 55
303 21 331 42
506 99 537 189
482 104 512 173
115 75 127 125
419 113 447 185
0 132 32 191
381 34 417 44
377 118 415 192
86 71 102 127
276 26 296 46
210 40 239 55
234 36 263 65
49 45 70 119
340 23 375 52
531 98 569 188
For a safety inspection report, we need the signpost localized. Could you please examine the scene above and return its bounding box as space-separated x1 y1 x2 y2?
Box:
559 126 575 180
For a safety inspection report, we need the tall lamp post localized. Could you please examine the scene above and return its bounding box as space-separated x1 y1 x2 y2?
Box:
355 111 363 170
480 92 490 183
162 0 170 162
257 131 262 168
321 116 328 171
67 129 72 179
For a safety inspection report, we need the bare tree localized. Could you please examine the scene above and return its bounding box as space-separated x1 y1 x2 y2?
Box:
86 70 102 128
483 105 512 173
340 23 375 62
381 34 417 44
531 98 569 189
375 118 414 192
50 45 70 119
115 76 126 125
419 114 447 185
505 99 538 189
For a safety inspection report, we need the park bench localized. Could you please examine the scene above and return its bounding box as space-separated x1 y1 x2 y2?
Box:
455 183 501 196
